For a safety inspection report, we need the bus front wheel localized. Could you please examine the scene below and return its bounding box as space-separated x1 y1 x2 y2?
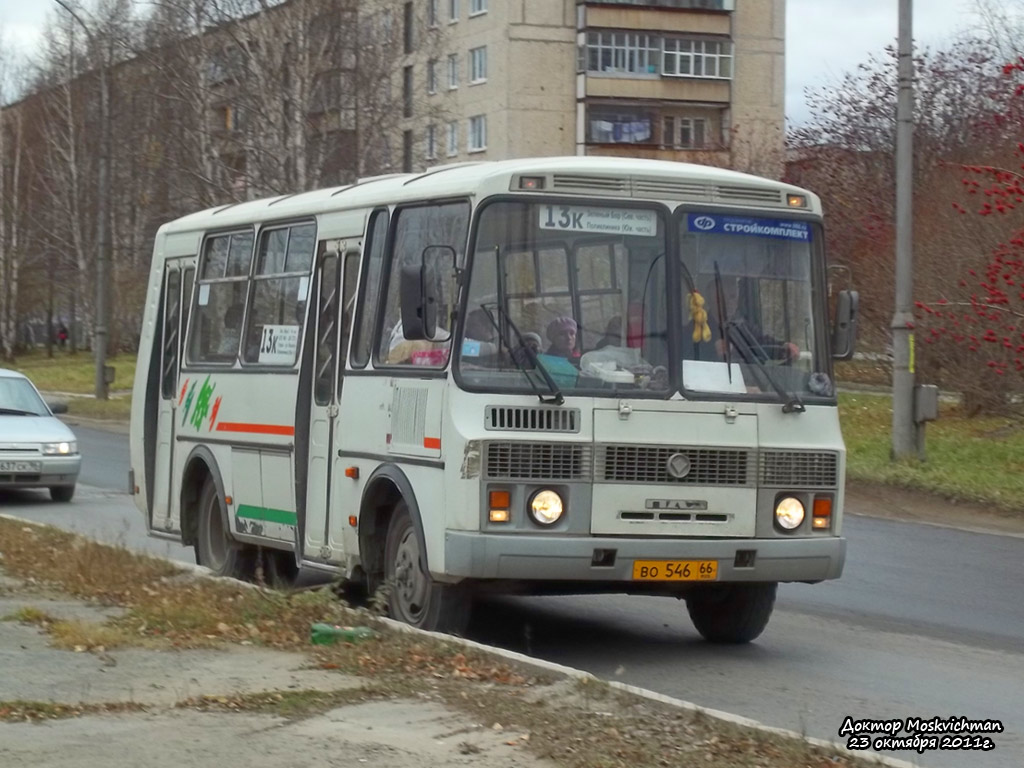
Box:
685 582 777 644
384 502 470 634
196 476 254 580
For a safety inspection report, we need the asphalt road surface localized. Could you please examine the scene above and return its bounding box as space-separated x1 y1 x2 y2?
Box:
2 425 1020 768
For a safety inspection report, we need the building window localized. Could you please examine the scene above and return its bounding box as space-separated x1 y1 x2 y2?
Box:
468 115 487 152
585 0 734 8
447 121 458 156
427 0 439 27
587 108 653 144
403 2 414 54
403 65 414 117
403 130 414 172
663 116 709 148
470 0 487 15
663 38 733 79
585 31 659 76
427 59 438 94
449 0 459 22
426 124 438 160
447 54 459 89
469 46 487 83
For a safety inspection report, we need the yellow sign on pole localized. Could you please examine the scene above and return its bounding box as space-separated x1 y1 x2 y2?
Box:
909 333 915 374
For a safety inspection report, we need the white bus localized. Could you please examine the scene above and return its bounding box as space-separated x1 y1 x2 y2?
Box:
130 156 858 643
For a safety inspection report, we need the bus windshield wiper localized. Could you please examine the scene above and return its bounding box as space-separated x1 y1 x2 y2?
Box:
724 319 805 414
479 303 564 406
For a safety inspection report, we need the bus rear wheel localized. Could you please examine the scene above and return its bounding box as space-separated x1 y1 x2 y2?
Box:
685 582 777 644
384 502 470 635
196 476 254 580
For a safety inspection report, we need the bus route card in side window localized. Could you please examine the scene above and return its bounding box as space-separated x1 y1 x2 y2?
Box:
539 205 658 237
258 324 299 364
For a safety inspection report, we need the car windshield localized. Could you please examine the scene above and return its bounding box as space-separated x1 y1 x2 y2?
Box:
679 212 832 401
457 200 671 397
0 376 49 416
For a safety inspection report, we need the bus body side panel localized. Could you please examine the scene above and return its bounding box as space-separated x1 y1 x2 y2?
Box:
333 375 448 575
171 372 298 544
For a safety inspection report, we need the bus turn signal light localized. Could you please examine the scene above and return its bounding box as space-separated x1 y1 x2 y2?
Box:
489 490 511 522
345 467 359 479
812 497 832 529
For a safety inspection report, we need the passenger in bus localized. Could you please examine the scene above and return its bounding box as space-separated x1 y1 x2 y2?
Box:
218 304 243 357
594 316 623 350
460 308 500 363
544 316 581 366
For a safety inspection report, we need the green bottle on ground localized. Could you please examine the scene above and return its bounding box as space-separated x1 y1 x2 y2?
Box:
310 623 378 645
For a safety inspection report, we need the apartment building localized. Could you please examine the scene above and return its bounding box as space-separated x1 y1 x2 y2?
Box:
403 0 786 177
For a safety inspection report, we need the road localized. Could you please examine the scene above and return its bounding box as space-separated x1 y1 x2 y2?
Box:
1 424 1021 768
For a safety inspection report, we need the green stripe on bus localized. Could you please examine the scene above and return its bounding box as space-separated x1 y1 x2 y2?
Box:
236 505 297 526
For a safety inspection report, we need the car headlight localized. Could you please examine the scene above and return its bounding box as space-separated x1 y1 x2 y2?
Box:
774 496 805 531
42 441 77 455
528 489 564 526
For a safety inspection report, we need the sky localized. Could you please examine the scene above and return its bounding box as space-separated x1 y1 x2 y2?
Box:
0 0 993 126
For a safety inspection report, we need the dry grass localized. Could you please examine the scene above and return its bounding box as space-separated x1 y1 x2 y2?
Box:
0 517 885 768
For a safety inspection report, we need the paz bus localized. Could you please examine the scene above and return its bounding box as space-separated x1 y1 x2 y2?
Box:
129 156 858 643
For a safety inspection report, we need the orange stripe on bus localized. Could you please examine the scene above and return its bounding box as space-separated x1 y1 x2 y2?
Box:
423 437 441 449
215 422 296 436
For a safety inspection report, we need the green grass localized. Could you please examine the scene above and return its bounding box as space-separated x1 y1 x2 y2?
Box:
64 396 132 421
11 351 136 395
839 393 1024 512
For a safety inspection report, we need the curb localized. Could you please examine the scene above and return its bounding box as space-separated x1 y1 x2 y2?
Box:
376 616 925 768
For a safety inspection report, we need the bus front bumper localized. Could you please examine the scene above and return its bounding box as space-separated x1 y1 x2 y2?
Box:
443 532 845 584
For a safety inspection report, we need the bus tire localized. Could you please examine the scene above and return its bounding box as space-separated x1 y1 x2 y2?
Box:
685 582 777 644
196 476 254 580
259 549 299 589
384 501 470 635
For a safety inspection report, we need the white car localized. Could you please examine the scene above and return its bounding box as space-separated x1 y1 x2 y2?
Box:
0 368 81 502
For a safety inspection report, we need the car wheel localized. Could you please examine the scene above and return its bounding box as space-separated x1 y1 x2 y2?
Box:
49 485 75 503
686 582 777 644
384 501 470 634
196 476 254 579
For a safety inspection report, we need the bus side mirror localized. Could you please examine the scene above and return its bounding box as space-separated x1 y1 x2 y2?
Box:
832 289 859 361
399 245 456 341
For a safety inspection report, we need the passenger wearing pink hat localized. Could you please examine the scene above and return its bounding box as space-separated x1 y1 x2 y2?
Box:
545 316 581 364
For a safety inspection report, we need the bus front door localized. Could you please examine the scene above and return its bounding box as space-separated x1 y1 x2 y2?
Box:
152 258 194 533
303 244 360 564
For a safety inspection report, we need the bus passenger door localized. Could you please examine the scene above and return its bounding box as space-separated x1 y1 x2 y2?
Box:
152 259 194 532
303 246 359 563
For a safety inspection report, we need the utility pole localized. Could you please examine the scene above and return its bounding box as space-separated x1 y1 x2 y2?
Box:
891 0 915 458
54 0 110 400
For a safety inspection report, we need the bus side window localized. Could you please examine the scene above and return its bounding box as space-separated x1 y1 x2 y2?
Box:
314 253 340 405
351 209 389 368
188 231 253 364
375 201 469 367
244 222 315 366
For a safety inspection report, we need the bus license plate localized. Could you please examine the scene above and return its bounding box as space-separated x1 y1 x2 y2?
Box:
0 460 42 473
632 560 718 581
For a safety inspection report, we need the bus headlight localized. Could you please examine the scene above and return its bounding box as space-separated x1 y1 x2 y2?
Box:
529 490 564 526
774 497 805 531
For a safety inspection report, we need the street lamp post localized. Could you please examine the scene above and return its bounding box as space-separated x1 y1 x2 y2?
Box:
53 0 111 400
891 0 916 458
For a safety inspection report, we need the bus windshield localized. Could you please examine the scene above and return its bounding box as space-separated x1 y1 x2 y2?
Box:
457 200 671 396
679 212 832 402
